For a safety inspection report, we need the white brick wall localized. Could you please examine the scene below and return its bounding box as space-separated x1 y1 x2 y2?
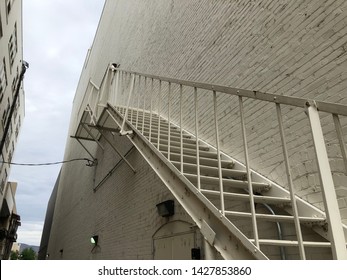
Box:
47 0 347 259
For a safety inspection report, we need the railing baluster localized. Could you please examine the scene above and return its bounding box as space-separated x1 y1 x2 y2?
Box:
213 91 224 214
130 74 134 124
157 80 162 150
276 103 306 259
142 77 147 135
149 78 154 141
120 74 135 135
136 76 141 128
333 114 347 175
114 70 120 106
307 103 347 260
239 96 259 248
194 87 201 190
180 84 183 173
168 82 171 161
122 72 127 115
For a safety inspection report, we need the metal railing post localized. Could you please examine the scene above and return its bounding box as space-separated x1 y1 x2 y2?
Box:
180 84 183 173
194 87 201 190
213 91 225 214
157 80 162 150
149 78 154 141
276 103 306 259
142 77 147 135
136 76 141 129
239 96 259 248
113 70 120 106
168 82 171 161
306 102 347 260
120 74 135 135
333 114 347 175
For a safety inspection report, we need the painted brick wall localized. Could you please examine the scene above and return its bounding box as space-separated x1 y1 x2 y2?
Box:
48 0 347 259
82 0 347 220
47 133 198 259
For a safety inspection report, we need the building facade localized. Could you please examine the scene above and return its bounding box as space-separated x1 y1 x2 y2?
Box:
42 0 347 260
0 0 25 260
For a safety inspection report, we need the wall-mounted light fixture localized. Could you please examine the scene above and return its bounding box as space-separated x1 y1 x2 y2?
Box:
91 235 99 245
156 200 174 217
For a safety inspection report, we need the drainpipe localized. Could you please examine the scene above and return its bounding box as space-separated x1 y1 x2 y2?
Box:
0 61 28 157
260 202 287 260
241 184 287 260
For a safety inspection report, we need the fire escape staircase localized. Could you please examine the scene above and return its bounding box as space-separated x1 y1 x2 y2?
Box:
74 64 347 260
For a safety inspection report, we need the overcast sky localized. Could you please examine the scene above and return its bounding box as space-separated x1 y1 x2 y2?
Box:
9 0 105 246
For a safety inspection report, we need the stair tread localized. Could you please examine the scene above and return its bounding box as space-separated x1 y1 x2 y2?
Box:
156 143 219 159
143 131 195 142
224 210 326 222
200 189 291 204
150 138 209 151
161 151 234 168
185 173 270 191
250 239 332 247
171 161 245 178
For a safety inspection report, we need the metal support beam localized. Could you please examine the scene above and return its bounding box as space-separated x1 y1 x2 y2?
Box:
81 123 104 150
307 103 347 260
97 129 136 173
204 239 217 260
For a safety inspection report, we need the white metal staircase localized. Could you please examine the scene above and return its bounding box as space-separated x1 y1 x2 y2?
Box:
74 64 347 260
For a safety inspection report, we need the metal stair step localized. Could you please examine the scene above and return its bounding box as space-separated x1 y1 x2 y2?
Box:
185 174 271 192
155 143 219 159
161 151 234 168
200 189 291 205
249 239 332 247
142 125 185 137
143 130 196 144
141 118 171 127
149 138 209 151
224 210 326 223
171 161 246 179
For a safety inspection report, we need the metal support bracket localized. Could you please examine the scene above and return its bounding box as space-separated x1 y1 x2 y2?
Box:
96 128 136 173
81 123 104 150
71 136 98 167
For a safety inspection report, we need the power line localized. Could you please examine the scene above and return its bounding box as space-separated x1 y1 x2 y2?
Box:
0 158 95 167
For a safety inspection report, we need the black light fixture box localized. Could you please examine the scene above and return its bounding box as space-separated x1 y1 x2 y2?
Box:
156 200 175 217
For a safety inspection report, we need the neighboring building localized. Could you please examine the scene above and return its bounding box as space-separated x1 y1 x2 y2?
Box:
38 171 60 260
42 0 347 260
0 182 20 259
0 0 26 260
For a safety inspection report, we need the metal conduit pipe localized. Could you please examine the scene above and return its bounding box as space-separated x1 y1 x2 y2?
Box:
239 184 287 260
260 202 287 260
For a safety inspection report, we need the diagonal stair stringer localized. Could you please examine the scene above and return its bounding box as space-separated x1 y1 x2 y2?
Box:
104 102 268 260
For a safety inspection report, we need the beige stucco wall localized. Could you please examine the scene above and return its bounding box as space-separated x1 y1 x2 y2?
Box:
0 0 24 217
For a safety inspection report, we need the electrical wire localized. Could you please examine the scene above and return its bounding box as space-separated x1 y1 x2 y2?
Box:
0 158 95 166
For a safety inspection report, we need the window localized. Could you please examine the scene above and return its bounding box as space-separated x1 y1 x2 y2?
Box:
8 149 13 162
0 179 5 194
6 0 15 20
5 134 10 151
15 124 19 139
0 58 7 103
0 12 3 38
0 154 4 172
8 23 18 68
